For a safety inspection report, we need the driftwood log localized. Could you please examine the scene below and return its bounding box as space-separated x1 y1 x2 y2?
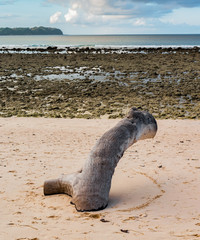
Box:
44 108 157 211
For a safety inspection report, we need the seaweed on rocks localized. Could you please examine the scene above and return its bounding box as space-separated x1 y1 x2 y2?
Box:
0 48 199 119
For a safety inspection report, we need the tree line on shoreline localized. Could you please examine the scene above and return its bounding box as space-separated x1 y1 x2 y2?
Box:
0 26 63 35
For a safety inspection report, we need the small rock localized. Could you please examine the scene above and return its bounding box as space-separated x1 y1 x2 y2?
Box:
100 218 110 223
120 229 129 233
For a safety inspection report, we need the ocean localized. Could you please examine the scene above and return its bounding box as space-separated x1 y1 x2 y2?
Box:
0 34 200 48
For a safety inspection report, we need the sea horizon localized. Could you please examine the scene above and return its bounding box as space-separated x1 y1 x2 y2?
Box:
0 34 200 48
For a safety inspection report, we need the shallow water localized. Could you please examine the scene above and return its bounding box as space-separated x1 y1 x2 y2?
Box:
1 64 163 86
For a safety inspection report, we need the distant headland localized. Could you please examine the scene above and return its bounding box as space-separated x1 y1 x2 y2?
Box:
0 26 63 35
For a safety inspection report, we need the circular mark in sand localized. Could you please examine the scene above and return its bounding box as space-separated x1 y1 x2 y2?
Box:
108 170 165 212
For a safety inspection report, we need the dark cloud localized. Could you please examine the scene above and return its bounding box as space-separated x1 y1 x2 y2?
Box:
128 0 200 7
108 0 200 14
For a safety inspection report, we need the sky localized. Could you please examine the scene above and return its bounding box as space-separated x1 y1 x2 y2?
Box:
0 0 200 35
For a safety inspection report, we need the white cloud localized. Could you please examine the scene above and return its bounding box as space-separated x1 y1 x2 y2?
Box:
48 0 200 18
134 18 146 26
160 7 200 26
64 8 78 23
48 0 200 32
50 11 62 24
72 2 80 9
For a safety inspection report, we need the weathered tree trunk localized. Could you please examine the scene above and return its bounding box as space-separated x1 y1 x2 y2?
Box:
44 108 157 212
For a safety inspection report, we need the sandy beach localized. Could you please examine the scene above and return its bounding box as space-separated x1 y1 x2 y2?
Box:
0 117 200 240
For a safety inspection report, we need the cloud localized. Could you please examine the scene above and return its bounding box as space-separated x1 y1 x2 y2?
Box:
160 7 200 26
128 0 200 8
47 0 200 27
134 18 146 26
48 0 200 15
64 8 78 23
0 13 17 18
0 0 16 5
50 11 62 24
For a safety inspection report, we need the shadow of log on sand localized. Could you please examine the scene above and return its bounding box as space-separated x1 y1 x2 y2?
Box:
107 169 164 212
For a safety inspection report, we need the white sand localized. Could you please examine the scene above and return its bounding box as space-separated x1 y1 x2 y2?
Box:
0 117 200 240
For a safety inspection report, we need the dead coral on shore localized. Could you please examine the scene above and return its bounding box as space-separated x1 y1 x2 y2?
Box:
0 47 199 119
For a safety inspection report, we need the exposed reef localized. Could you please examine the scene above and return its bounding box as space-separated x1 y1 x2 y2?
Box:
0 47 199 119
